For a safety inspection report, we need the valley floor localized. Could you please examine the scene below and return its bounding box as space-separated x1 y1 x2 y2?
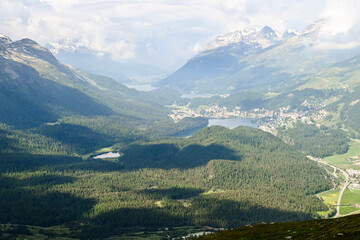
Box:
313 140 360 217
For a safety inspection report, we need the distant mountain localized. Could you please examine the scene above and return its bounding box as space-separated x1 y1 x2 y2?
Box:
160 19 360 94
47 38 167 84
298 54 360 91
203 25 282 52
159 25 285 93
0 34 166 128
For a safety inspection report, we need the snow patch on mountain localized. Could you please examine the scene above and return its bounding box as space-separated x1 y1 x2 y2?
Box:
47 38 104 56
203 25 284 51
0 34 12 44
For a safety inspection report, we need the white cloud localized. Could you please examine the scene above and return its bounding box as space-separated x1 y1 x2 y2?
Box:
1 0 360 69
316 41 360 50
320 0 360 35
316 0 360 49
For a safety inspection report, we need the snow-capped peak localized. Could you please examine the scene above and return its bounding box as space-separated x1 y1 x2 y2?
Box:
204 25 282 51
302 18 327 35
287 18 328 46
0 33 12 44
282 30 297 40
47 38 104 56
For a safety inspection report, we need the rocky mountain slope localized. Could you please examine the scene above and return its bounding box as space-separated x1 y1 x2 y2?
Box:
47 38 166 83
160 20 360 94
0 34 167 128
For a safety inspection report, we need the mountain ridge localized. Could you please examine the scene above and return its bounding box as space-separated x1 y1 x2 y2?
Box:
203 25 284 52
159 19 360 94
0 33 169 128
46 38 167 83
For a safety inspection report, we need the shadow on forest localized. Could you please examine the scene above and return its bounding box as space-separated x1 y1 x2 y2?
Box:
0 152 127 174
191 198 314 227
0 175 95 226
0 130 20 153
81 197 315 239
0 151 126 173
138 187 204 200
120 143 240 169
0 153 83 173
0 130 239 173
81 207 188 239
0 60 114 129
50 159 125 172
36 123 114 155
20 174 76 186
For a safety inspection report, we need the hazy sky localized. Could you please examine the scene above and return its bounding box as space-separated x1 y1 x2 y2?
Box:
1 0 360 70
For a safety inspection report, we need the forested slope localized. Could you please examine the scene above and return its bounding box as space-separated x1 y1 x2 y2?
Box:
0 34 208 158
0 126 332 239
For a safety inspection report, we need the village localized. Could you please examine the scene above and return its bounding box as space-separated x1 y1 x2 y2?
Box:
169 102 329 134
169 99 360 203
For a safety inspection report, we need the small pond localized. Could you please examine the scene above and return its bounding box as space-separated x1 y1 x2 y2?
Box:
92 152 121 159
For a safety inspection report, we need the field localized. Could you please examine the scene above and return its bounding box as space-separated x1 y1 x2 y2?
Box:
340 188 360 215
297 67 360 91
323 139 360 170
318 188 340 206
297 75 344 90
319 139 360 216
317 187 339 217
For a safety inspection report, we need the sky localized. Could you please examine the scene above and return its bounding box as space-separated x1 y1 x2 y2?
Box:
1 0 360 71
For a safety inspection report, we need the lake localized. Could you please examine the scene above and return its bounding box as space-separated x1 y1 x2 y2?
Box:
208 118 259 129
125 84 157 92
93 152 121 159
174 118 258 138
181 92 215 99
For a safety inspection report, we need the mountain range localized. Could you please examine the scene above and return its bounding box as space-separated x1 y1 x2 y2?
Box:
47 38 167 84
1 19 360 239
0 31 337 239
0 33 171 129
160 19 360 94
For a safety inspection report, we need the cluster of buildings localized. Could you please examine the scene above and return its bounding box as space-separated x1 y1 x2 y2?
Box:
169 101 329 134
346 168 360 178
169 105 242 122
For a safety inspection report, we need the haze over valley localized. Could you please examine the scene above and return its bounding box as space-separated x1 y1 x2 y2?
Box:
1 1 360 239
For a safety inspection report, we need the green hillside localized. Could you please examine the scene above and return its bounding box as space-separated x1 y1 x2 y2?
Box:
1 33 359 240
298 55 360 90
0 38 168 129
200 214 360 240
0 126 332 239
0 36 208 157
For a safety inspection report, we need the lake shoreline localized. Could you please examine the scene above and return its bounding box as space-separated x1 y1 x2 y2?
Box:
174 117 259 138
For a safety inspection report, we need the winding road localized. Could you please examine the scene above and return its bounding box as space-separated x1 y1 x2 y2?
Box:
334 167 350 218
307 156 350 218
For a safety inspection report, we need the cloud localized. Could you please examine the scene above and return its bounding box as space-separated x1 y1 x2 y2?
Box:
320 0 360 35
316 41 360 50
315 0 360 49
1 0 360 69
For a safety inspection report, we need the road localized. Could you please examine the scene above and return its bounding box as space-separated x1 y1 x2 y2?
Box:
307 156 350 218
334 167 350 218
